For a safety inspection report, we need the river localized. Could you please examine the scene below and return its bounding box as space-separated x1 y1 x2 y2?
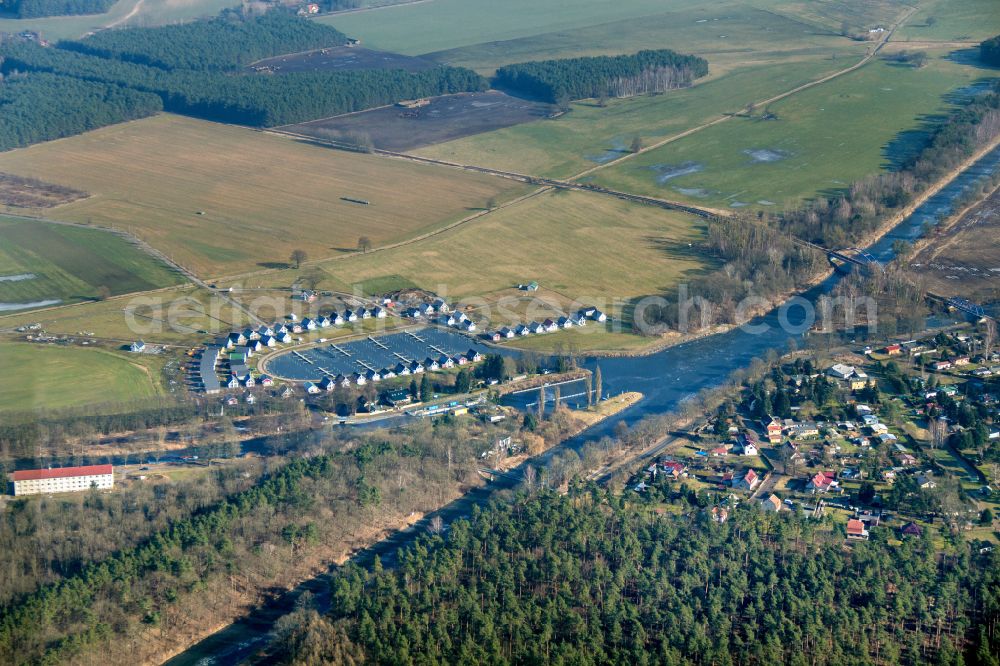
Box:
161 141 1000 665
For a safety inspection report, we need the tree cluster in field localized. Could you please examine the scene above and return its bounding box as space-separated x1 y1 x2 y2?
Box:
60 11 349 71
0 0 112 18
0 12 486 148
494 49 708 104
981 34 1000 67
274 488 1000 665
0 72 162 150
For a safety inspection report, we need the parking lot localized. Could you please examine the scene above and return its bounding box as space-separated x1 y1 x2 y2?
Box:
265 327 491 380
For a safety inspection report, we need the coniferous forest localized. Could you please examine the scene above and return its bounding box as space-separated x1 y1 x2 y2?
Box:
982 35 1000 67
278 488 1000 666
0 12 486 149
495 50 709 104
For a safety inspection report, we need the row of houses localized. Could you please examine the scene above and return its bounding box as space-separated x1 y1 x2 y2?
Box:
486 307 607 342
303 349 484 394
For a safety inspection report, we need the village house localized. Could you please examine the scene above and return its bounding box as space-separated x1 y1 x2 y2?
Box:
766 417 783 444
319 376 336 392
899 522 923 538
129 340 145 353
304 382 320 394
846 518 869 541
542 319 558 333
761 494 782 512
827 363 855 380
592 310 607 322
735 431 759 456
662 461 687 479
515 324 531 336
884 343 902 356
499 327 515 339
807 472 838 493
557 316 575 329
933 360 952 372
711 506 729 524
734 469 760 491
529 322 547 334
710 445 729 457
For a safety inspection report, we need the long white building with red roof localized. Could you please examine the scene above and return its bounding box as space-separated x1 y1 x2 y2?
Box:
12 464 114 496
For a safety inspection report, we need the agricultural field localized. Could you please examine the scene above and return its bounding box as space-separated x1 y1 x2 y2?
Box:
416 56 856 179
422 1 875 75
323 0 905 66
590 55 987 209
0 285 244 344
0 115 527 278
323 189 711 316
0 216 186 312
895 0 1000 43
0 341 165 412
286 91 553 152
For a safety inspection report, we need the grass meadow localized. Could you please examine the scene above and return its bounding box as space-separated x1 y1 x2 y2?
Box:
324 188 712 306
416 56 857 179
0 285 245 344
0 217 185 310
589 55 986 209
0 115 527 278
0 342 165 412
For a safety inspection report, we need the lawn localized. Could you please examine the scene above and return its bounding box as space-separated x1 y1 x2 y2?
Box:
0 342 164 412
325 188 711 303
0 216 185 312
590 55 986 209
0 115 526 278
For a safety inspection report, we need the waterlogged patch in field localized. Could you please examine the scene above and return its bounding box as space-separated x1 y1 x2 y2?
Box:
592 56 984 208
651 162 705 183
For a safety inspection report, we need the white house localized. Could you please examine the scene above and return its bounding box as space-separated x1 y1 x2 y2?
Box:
827 364 855 380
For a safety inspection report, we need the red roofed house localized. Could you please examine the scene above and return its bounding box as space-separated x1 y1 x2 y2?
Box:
12 464 114 496
766 417 783 444
846 518 869 540
734 468 760 491
884 344 901 356
662 461 687 479
807 471 839 493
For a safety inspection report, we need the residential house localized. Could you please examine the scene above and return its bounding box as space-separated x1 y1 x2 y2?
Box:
710 445 729 457
345 310 359 322
807 472 838 493
542 319 558 332
529 322 547 334
734 469 760 491
761 494 782 512
557 316 574 329
304 382 320 394
318 316 332 328
352 372 367 386
277 332 292 344
933 360 952 372
244 392 256 405
884 343 902 356
260 375 274 387
900 522 923 538
319 376 336 392
373 306 387 319
846 518 869 540
711 506 729 524
515 324 531 336
410 361 425 374
592 310 607 322
438 354 454 369
662 461 687 479
432 298 450 313
766 417 784 444
499 327 515 339
467 349 483 362
827 363 855 380
916 473 937 489
261 335 277 348
129 340 145 353
462 320 477 332
898 453 918 466
365 369 381 383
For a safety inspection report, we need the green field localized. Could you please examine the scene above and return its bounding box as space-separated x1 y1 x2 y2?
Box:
589 55 985 209
895 0 1000 43
417 56 856 179
0 342 164 412
422 1 865 74
0 0 240 42
0 285 244 344
0 115 527 278
324 0 906 64
0 216 185 311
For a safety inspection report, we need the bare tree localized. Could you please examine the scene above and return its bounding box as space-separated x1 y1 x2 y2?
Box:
357 236 372 253
929 417 948 452
523 465 537 489
289 249 307 269
428 515 444 535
